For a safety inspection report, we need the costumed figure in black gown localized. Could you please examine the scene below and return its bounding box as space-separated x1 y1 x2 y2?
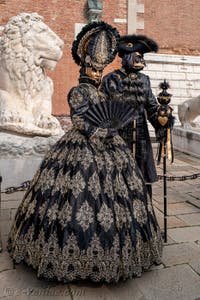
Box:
101 35 162 198
8 22 163 283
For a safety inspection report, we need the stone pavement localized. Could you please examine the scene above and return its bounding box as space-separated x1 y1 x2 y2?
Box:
0 150 200 300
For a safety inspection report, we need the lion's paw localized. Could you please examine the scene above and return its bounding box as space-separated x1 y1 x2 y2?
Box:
0 111 24 124
35 114 61 130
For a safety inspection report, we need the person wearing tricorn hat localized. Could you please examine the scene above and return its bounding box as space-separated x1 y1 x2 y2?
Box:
101 34 161 198
7 25 162 283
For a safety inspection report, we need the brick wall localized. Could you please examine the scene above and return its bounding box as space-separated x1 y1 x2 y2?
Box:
143 0 200 56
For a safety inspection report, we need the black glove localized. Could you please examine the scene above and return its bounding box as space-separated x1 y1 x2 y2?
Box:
107 127 118 138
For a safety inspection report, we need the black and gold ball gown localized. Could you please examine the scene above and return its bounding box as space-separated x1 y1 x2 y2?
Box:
8 77 163 283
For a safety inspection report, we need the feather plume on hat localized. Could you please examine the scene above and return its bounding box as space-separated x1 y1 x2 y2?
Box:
72 21 119 70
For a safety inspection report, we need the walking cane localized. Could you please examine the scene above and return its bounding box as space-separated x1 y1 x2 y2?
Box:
156 80 174 243
163 142 167 242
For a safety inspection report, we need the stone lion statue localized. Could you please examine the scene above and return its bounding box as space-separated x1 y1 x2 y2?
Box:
178 96 200 128
0 12 64 136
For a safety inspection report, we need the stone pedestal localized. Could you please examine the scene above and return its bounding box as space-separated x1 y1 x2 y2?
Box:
0 132 61 190
172 126 200 158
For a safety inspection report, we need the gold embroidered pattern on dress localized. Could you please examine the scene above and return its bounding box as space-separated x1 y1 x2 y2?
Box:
25 199 37 218
114 173 129 199
9 225 162 282
97 203 113 231
58 202 73 228
46 203 59 224
133 199 147 224
114 202 132 229
76 201 94 231
70 171 86 198
88 171 101 198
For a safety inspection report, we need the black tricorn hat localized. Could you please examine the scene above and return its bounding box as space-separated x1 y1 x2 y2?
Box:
72 21 119 70
118 34 158 58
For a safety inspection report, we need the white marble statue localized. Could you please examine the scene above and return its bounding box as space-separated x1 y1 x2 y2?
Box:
0 13 64 136
178 96 200 128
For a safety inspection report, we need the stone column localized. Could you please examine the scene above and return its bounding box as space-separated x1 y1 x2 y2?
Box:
127 0 144 34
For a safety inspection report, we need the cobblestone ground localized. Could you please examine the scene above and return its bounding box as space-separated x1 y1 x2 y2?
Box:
0 150 200 300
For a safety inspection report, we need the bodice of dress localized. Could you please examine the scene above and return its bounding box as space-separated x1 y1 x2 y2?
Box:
68 78 106 137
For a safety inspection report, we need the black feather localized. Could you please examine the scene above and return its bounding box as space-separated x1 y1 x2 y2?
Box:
159 80 170 91
72 21 120 66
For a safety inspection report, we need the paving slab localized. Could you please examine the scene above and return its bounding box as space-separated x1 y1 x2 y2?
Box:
167 169 199 176
165 180 192 189
0 209 11 222
177 184 200 194
1 191 25 202
177 213 200 226
162 242 200 267
153 189 190 204
168 166 199 172
154 207 164 229
134 264 200 300
173 152 200 165
155 202 200 215
0 266 72 300
167 215 187 228
1 208 17 223
154 207 187 229
1 200 21 210
70 280 145 300
105 280 146 300
189 260 200 276
165 236 176 245
1 220 12 237
0 251 14 272
168 226 200 242
187 197 200 208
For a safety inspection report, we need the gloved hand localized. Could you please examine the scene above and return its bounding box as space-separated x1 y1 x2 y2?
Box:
106 127 118 138
89 128 108 150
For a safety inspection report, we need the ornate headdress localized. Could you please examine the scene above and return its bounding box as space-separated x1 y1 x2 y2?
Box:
118 34 158 58
72 21 119 70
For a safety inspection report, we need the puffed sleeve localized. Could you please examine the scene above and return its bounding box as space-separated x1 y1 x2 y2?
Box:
68 85 108 138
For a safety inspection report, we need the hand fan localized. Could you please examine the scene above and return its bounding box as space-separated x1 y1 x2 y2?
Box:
84 101 135 129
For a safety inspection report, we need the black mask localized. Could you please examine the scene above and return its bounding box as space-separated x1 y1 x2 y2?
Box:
122 52 146 73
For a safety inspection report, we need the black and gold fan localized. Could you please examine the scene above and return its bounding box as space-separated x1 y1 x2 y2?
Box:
84 101 135 130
